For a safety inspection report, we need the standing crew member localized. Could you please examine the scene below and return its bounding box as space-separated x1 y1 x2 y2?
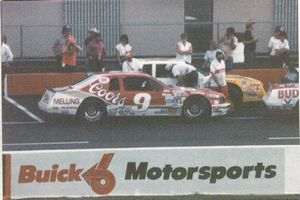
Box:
210 51 229 100
122 53 141 72
165 63 198 87
176 33 193 64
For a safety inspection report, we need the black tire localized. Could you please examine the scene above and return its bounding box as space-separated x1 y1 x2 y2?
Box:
228 84 243 108
182 96 211 120
78 98 106 123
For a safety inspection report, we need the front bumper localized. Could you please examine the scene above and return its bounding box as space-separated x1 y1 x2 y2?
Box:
211 102 231 117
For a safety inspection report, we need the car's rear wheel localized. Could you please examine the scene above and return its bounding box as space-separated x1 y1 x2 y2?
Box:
182 97 211 120
78 99 106 123
228 84 243 108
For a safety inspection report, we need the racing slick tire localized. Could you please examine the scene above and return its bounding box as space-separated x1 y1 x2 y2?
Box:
294 101 299 113
182 96 211 120
78 98 107 123
228 84 243 108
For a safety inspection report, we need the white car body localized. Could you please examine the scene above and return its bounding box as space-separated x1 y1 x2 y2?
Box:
263 83 299 112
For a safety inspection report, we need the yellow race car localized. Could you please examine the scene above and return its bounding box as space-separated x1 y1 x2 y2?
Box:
225 74 266 106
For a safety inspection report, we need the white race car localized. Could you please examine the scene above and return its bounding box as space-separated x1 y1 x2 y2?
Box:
263 68 299 113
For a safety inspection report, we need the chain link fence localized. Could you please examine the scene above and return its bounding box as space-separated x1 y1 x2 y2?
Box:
2 20 298 62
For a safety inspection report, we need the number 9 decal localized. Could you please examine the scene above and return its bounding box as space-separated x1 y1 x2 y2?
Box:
133 93 151 112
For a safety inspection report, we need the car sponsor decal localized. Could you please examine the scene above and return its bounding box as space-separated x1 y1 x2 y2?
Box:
18 154 116 196
53 98 80 105
98 76 110 84
278 88 299 105
88 82 126 106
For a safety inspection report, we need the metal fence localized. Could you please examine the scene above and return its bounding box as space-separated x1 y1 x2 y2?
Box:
1 20 298 60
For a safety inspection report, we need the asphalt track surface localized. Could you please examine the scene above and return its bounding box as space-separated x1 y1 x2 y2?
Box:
2 96 299 151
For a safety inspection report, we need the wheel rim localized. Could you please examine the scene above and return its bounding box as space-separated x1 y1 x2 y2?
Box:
84 104 103 121
186 102 203 117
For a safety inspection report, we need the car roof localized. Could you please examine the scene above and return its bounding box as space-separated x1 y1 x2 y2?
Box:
138 58 185 64
96 71 154 78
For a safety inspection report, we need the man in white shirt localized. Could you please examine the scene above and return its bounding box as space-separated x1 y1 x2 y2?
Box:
268 26 289 67
1 34 14 97
210 51 229 100
176 33 193 64
122 53 141 72
165 62 198 87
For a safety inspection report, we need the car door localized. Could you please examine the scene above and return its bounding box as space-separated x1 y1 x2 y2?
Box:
120 75 169 116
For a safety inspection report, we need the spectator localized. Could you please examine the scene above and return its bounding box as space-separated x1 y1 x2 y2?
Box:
218 27 238 71
209 51 229 101
52 28 67 70
243 20 259 67
176 33 193 64
86 28 106 71
122 53 141 72
61 25 81 72
268 26 288 67
277 31 290 68
116 34 132 68
202 40 220 71
1 34 14 97
165 63 198 87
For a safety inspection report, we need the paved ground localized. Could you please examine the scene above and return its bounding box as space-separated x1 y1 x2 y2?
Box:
2 96 299 151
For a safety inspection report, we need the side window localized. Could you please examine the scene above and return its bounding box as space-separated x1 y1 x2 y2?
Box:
156 64 171 78
109 78 120 91
142 64 152 75
124 77 161 91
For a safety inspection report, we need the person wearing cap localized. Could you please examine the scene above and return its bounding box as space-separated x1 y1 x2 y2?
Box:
52 26 68 70
61 25 81 72
86 28 106 71
165 62 198 87
218 27 238 71
116 34 132 69
176 33 193 64
243 20 259 67
122 53 141 72
268 26 289 67
209 51 229 101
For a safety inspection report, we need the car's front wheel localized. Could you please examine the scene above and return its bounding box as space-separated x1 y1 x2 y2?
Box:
182 97 211 120
78 99 106 122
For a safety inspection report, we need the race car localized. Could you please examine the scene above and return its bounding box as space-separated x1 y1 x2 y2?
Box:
263 68 299 112
138 58 266 106
38 72 231 122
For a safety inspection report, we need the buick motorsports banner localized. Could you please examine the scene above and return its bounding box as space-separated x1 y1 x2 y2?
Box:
3 146 300 199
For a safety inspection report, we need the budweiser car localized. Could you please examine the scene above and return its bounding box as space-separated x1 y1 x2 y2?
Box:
263 83 299 112
139 58 266 106
263 68 299 112
38 72 231 122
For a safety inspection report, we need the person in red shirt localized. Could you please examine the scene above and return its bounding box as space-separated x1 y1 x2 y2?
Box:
86 28 106 72
61 25 80 72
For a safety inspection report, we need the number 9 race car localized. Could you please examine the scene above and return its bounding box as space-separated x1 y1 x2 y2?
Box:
138 58 266 107
38 72 231 122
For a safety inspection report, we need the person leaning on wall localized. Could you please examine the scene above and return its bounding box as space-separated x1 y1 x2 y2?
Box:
176 32 193 64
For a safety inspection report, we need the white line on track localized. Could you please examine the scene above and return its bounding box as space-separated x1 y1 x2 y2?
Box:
2 121 44 125
268 137 300 140
3 141 89 146
224 116 264 120
4 75 44 123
